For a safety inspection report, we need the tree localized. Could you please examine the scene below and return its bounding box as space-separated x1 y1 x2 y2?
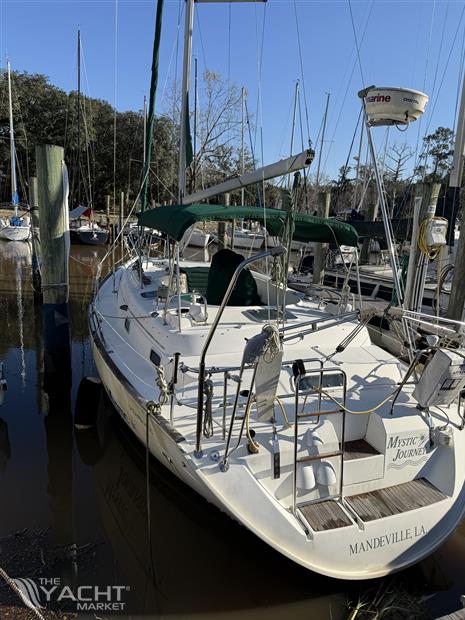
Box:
421 127 454 182
164 70 255 204
0 70 178 212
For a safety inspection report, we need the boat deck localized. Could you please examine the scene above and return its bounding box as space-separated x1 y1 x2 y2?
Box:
346 477 446 522
300 500 352 531
298 478 446 532
343 439 380 460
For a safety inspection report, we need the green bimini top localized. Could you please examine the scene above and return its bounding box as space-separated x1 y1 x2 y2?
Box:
137 203 359 247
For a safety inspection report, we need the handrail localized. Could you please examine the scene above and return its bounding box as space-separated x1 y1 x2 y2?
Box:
181 355 328 377
279 310 359 334
388 307 465 330
194 245 285 455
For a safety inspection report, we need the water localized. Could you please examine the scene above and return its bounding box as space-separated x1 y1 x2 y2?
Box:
0 240 464 619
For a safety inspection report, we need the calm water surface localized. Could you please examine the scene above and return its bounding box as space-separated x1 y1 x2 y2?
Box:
0 240 464 619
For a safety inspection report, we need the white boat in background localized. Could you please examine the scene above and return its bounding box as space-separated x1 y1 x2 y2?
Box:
182 226 211 248
267 234 310 252
0 62 30 243
228 225 265 250
0 216 30 241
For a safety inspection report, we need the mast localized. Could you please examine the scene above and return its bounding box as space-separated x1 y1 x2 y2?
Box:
446 68 465 320
178 0 195 203
241 86 245 206
288 81 299 188
140 0 165 213
143 94 147 166
193 57 198 192
7 62 18 216
77 28 81 207
315 91 330 188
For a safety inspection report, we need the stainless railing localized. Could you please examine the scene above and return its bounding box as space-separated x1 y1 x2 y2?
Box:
195 246 285 456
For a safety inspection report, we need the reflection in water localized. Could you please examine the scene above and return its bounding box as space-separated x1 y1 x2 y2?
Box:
0 241 464 618
0 418 11 473
15 263 26 388
77 398 347 618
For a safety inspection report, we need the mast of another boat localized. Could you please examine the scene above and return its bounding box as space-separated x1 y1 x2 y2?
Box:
77 29 81 210
315 91 330 188
143 94 147 167
446 67 465 321
7 61 18 218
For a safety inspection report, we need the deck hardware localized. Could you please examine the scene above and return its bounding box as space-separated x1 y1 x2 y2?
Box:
169 352 181 426
210 450 220 462
195 246 285 454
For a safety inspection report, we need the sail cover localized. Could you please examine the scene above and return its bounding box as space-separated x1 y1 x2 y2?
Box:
137 203 358 246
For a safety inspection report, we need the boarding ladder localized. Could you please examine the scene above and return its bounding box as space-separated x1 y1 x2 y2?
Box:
292 360 348 533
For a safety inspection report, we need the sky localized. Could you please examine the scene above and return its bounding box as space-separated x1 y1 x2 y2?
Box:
1 0 465 180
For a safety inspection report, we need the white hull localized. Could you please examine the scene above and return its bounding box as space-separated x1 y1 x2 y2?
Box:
0 225 30 241
267 235 310 252
228 230 264 250
90 260 465 579
188 229 211 248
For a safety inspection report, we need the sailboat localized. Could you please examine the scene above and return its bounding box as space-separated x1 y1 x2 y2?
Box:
0 62 30 242
90 0 465 579
70 30 108 247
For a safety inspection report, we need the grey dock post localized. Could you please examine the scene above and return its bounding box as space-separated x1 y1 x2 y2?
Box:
29 175 42 299
447 199 465 322
313 191 330 285
217 193 229 251
36 144 71 397
360 199 379 264
404 182 440 311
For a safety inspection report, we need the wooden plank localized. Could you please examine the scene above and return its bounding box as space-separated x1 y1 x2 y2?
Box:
346 478 446 523
299 500 352 531
343 439 380 461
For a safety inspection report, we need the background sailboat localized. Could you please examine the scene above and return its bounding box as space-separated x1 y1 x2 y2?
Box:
0 61 30 242
69 30 108 247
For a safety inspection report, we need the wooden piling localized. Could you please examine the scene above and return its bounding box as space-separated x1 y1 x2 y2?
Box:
404 182 440 311
360 199 379 264
36 145 69 305
217 193 229 251
36 144 71 395
29 175 42 298
313 191 330 285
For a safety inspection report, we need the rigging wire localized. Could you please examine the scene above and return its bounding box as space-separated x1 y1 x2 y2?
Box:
113 0 119 219
292 0 311 146
428 1 449 119
297 86 310 210
410 3 465 183
80 37 97 208
347 0 366 86
411 1 436 176
323 1 373 170
424 4 465 134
